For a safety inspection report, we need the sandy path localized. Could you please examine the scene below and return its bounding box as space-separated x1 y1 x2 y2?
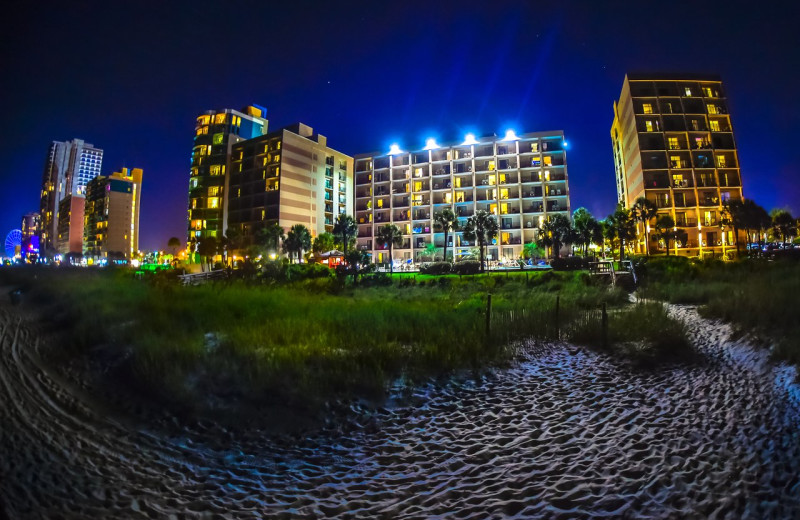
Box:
1 305 799 519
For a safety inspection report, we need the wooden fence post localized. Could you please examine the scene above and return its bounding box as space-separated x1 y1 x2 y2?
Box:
601 302 608 348
555 295 560 340
485 293 492 337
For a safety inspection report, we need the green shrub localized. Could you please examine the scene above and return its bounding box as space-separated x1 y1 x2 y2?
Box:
452 260 481 275
419 261 453 275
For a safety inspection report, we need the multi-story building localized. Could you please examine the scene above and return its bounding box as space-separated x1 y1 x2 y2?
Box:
354 131 570 265
228 123 353 242
20 212 41 259
39 139 103 254
56 195 85 255
611 74 744 256
84 167 143 261
188 105 268 247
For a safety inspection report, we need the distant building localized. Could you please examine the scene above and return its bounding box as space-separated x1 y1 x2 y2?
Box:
56 195 85 254
188 105 268 249
84 167 143 261
20 212 40 258
611 74 744 256
354 131 570 264
39 139 103 255
227 123 353 244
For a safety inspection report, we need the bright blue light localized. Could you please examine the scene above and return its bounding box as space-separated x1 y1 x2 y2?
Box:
462 133 479 145
502 129 519 141
388 143 403 155
423 138 439 150
563 141 569 148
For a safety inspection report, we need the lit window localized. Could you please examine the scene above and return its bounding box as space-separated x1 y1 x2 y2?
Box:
707 105 718 115
214 113 227 124
643 103 653 114
414 181 423 191
717 155 727 167
377 199 384 208
685 87 692 96
645 121 654 132
210 165 221 176
192 199 197 209
703 87 714 97
273 154 280 163
709 120 720 132
207 198 219 209
668 137 679 150
543 156 552 166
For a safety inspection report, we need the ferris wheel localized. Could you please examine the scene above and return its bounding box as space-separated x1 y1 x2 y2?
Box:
5 229 22 258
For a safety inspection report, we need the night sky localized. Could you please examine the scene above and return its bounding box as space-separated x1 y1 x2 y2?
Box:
2 1 798 251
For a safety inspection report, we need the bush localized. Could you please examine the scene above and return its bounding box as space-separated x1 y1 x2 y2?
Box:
419 261 453 275
286 262 333 281
550 257 588 271
452 260 481 275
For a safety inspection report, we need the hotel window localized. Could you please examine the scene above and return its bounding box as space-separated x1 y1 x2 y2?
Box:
685 87 692 96
191 199 197 209
668 137 679 150
210 165 221 176
643 103 653 114
208 186 219 196
707 105 719 115
377 199 384 208
645 120 654 132
455 192 465 203
703 87 715 97
207 198 219 209
414 181 423 191
716 155 727 168
445 192 452 203
214 113 226 124
543 156 552 166
709 120 720 132
414 167 423 177
488 161 496 171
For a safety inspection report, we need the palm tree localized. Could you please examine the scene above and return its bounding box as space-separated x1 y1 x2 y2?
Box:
721 199 746 256
433 208 459 262
654 215 675 255
771 208 795 246
631 197 658 256
572 207 598 256
196 236 218 271
538 213 571 259
282 224 312 263
223 227 243 264
167 237 181 256
255 222 285 255
462 210 498 273
376 224 403 275
333 214 357 258
605 205 636 260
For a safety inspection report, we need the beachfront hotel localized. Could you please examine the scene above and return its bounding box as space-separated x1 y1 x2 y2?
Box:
227 123 353 242
611 74 744 256
38 139 103 255
83 167 143 261
354 131 571 265
188 105 268 245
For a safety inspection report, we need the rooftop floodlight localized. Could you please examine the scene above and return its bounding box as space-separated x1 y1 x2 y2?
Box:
388 143 403 155
462 133 479 145
423 138 439 150
502 129 519 141
563 140 569 148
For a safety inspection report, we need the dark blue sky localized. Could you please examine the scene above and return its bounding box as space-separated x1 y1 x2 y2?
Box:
2 1 798 250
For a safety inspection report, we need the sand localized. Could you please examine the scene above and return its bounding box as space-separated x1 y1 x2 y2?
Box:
1 304 799 519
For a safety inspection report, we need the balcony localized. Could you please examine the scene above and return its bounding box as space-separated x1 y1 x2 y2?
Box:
454 164 472 174
522 187 543 198
392 170 410 181
499 173 518 184
374 173 389 183
394 210 410 221
524 204 544 213
432 180 452 190
414 210 430 220
521 173 541 183
456 207 474 218
672 179 693 189
675 218 697 227
393 197 410 208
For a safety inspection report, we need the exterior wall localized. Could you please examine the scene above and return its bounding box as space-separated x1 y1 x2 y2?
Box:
227 124 353 244
354 131 570 265
56 195 85 254
611 74 744 257
39 139 103 254
188 105 267 247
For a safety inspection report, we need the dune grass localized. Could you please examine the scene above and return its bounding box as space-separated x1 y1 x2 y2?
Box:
1 266 635 407
638 256 800 364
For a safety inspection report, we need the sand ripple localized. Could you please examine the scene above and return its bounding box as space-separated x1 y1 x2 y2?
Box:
1 306 799 519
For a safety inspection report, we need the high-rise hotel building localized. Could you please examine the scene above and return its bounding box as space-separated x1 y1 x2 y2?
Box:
611 74 744 255
188 105 268 245
84 167 143 260
39 139 103 254
228 123 353 242
354 131 570 264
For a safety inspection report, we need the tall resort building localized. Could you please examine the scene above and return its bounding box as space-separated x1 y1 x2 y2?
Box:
56 195 85 255
226 123 353 243
354 131 570 265
188 105 268 248
611 74 744 256
20 212 41 259
84 167 143 261
39 139 103 255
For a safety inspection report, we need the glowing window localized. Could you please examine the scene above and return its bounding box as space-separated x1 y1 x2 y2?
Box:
543 156 552 166
685 87 692 96
210 165 221 176
207 198 219 209
414 181 423 191
709 120 720 132
716 155 727 167
645 121 654 132
214 113 227 124
415 168 423 177
668 137 679 150
445 192 452 203
643 103 653 114
208 187 219 196
192 199 197 209
377 199 384 208
707 105 718 115
273 154 280 163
